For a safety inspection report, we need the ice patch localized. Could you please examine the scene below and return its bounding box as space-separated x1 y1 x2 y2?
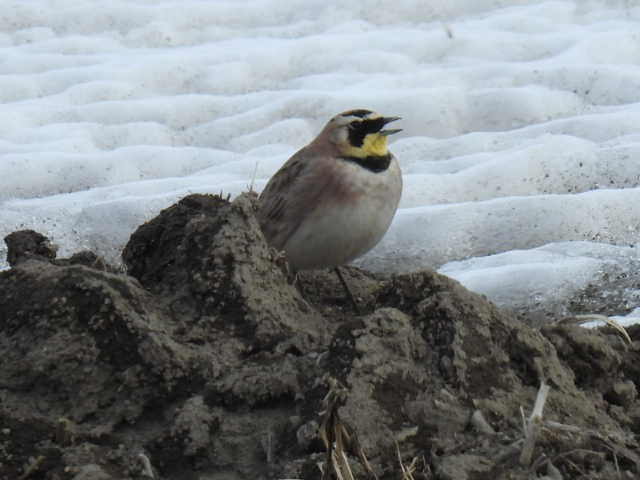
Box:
440 242 640 321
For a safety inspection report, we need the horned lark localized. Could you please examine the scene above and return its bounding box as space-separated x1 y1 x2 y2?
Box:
258 109 402 280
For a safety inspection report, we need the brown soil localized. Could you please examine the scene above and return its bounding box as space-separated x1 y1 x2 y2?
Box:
1 193 639 480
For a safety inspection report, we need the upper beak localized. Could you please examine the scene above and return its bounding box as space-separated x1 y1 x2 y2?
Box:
380 116 402 136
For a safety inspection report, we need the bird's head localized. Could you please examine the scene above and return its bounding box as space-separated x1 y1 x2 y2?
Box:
321 109 402 159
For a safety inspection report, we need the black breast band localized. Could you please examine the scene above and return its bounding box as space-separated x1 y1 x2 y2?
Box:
340 154 391 173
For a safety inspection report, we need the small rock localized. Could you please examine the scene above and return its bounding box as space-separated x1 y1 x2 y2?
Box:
71 464 112 480
296 420 319 451
171 395 217 457
606 380 637 408
435 453 492 480
470 410 496 435
59 250 114 271
4 230 57 266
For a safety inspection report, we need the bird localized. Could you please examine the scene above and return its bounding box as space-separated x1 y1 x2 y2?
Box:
257 109 403 307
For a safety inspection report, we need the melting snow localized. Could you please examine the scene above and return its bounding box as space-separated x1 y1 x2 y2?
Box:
2 0 640 322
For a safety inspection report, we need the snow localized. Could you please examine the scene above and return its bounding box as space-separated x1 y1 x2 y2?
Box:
440 242 640 320
2 0 640 323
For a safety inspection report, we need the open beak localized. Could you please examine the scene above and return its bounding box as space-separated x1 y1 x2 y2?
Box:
380 116 402 136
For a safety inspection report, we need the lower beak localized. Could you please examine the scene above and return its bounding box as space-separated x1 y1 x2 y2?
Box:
380 116 402 136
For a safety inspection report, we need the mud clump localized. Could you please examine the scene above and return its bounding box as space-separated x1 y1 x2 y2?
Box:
1 193 639 480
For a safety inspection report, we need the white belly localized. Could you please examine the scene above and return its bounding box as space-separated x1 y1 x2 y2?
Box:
283 158 402 270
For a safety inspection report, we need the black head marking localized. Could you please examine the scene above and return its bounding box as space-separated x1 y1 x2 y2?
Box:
347 117 387 147
341 109 373 118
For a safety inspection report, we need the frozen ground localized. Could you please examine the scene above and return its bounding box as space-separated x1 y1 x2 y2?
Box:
1 0 640 321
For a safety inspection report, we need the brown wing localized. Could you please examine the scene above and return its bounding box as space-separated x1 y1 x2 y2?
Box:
258 148 336 250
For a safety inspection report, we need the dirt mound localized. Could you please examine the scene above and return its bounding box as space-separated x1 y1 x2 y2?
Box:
1 193 639 480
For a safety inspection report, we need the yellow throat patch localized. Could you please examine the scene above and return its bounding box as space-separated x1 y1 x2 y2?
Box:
343 132 389 158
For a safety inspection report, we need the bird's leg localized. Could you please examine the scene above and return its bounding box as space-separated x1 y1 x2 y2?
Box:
285 265 302 290
334 267 362 314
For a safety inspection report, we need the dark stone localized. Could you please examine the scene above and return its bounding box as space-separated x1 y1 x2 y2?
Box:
4 229 57 266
